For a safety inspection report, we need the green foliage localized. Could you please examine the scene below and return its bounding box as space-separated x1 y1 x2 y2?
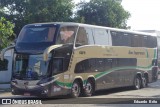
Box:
0 17 14 50
75 0 130 29
0 0 75 35
0 0 131 37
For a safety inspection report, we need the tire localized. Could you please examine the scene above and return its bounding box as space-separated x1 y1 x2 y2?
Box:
11 90 16 95
133 75 141 90
70 80 81 98
141 76 148 88
83 79 94 97
11 88 18 95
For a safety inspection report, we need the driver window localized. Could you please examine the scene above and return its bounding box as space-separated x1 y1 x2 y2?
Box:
52 58 63 75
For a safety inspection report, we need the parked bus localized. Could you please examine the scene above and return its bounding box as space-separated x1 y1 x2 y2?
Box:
1 22 158 97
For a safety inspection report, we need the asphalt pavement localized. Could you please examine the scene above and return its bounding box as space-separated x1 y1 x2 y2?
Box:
0 75 160 106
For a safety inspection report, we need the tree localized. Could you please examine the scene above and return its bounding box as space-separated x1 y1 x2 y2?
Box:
0 0 75 35
75 0 130 29
0 17 14 50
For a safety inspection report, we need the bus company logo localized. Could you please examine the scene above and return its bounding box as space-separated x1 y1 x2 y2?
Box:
2 99 11 104
106 48 114 53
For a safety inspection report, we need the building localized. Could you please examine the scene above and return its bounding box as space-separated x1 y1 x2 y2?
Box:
0 49 14 89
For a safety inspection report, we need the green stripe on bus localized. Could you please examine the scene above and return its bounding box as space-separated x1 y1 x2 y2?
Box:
55 65 153 89
95 65 152 80
55 81 72 89
154 49 157 59
145 49 149 58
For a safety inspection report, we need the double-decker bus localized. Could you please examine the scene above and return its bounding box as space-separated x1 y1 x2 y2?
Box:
1 22 158 97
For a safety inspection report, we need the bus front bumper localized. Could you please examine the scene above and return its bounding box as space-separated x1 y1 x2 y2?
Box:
11 84 49 97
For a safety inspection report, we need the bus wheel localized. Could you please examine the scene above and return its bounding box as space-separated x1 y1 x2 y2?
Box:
71 80 81 98
133 75 141 90
11 89 17 95
83 79 94 97
141 76 148 88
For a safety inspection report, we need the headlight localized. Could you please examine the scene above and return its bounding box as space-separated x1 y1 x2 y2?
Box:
11 80 17 85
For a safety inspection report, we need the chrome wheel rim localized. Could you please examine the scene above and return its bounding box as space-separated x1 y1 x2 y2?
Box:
72 83 80 96
86 82 92 93
143 78 147 87
135 78 140 89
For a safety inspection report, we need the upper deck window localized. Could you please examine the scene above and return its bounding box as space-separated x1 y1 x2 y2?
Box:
16 24 58 54
17 26 56 43
56 26 78 44
94 28 109 45
75 27 94 47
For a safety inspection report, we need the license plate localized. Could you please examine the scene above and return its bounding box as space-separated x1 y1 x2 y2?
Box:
24 93 30 96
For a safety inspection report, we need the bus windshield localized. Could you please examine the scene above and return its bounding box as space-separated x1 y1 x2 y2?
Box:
13 54 50 80
16 25 58 53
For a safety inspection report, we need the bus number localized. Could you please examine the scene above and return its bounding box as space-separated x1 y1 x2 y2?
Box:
79 51 86 55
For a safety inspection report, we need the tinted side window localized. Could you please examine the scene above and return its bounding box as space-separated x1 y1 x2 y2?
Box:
89 59 96 72
0 59 8 71
131 35 138 47
85 27 94 45
111 31 128 46
147 36 157 48
95 59 105 72
94 28 109 45
131 35 143 47
153 37 157 48
111 31 119 46
76 27 88 47
52 58 63 75
117 58 137 67
75 59 90 73
122 33 132 46
75 58 112 73
138 35 143 47
141 35 148 47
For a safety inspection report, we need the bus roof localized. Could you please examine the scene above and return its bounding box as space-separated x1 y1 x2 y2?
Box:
26 22 156 37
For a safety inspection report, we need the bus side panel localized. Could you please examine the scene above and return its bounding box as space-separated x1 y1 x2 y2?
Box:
147 68 158 83
95 69 146 91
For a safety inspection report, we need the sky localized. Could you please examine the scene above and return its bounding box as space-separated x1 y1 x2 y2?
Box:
74 0 160 31
121 0 160 31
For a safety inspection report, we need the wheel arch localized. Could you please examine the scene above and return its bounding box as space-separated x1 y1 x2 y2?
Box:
136 72 142 79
